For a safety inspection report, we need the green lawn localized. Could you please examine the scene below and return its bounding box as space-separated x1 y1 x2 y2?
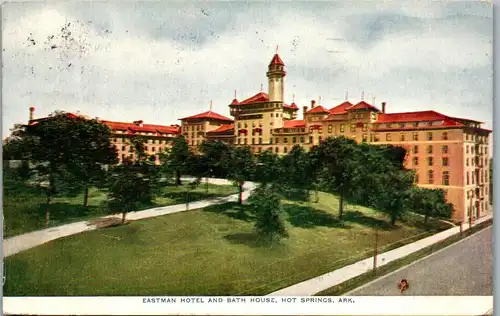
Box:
4 191 451 296
3 178 239 237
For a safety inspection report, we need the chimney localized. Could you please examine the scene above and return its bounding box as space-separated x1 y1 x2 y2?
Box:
381 102 386 114
29 106 35 121
303 106 308 117
311 100 316 108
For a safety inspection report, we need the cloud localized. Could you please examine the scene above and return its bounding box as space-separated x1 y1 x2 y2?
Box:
1 1 492 140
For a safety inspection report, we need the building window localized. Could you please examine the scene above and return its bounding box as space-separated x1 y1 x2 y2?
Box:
244 138 248 145
427 132 433 141
284 137 288 144
259 138 262 144
275 147 279 153
386 123 392 128
466 158 469 166
122 146 126 151
291 137 296 143
350 124 356 132
413 145 419 154
318 136 323 143
328 125 333 133
362 124 368 132
442 157 449 166
340 125 345 133
415 173 419 183
467 172 470 185
362 134 368 142
309 136 313 144
373 134 380 142
412 132 418 141
413 157 418 166
275 137 279 144
252 138 255 145
386 133 392 141
428 170 434 184
442 132 448 140
466 145 469 154
300 136 304 143
442 145 449 154
428 157 433 166
152 147 156 152
427 145 433 154
442 171 450 186
284 147 288 153
400 133 405 141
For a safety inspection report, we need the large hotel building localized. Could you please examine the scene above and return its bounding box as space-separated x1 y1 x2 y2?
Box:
27 53 491 224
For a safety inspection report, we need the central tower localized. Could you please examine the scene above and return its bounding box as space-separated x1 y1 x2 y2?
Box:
266 53 286 102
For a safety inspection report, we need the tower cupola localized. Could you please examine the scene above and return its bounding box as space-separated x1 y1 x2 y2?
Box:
266 47 286 102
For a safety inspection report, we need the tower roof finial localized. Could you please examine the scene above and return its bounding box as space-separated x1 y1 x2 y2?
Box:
345 90 348 101
260 84 263 92
210 100 213 111
361 91 365 101
276 45 279 54
293 94 295 102
234 89 237 99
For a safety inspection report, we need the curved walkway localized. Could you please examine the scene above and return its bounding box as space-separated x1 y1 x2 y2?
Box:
3 178 257 257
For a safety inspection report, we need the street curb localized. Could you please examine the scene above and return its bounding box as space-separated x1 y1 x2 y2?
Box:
344 224 493 296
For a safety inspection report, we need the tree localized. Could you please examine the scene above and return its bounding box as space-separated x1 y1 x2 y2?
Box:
107 160 156 224
62 117 118 207
249 183 288 242
253 149 283 185
228 146 255 204
198 140 233 178
162 136 190 186
3 113 118 225
370 169 414 225
311 136 360 219
280 145 314 201
410 188 453 224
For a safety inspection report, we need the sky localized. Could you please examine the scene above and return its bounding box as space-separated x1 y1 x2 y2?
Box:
1 1 493 140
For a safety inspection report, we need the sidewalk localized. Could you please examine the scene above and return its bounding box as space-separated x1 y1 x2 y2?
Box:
3 178 256 257
267 213 493 296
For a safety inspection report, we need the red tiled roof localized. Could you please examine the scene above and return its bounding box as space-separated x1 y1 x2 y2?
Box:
347 101 380 112
283 120 305 128
371 119 465 131
102 121 180 134
269 53 285 66
283 102 299 111
230 99 240 105
374 110 449 123
329 101 353 115
206 124 235 134
238 92 269 105
179 110 233 122
306 105 329 114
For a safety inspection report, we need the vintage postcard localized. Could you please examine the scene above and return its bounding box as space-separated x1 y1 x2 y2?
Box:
1 0 493 315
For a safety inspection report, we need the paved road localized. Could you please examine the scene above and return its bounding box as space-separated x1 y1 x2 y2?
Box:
348 226 493 296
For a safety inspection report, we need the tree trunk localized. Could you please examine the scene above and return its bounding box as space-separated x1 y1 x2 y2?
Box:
338 186 344 220
238 183 243 205
122 211 127 224
83 187 89 208
205 177 209 193
176 169 182 186
391 213 397 226
45 194 51 227
424 213 429 224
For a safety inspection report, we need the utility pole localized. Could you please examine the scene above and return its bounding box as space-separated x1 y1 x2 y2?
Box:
373 227 379 274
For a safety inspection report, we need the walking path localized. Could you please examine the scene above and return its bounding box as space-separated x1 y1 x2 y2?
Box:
267 213 493 296
3 178 256 257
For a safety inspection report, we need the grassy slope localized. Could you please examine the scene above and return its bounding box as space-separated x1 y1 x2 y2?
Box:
3 179 238 237
4 191 451 296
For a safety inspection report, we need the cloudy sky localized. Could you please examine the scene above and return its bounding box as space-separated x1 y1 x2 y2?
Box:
2 1 493 138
